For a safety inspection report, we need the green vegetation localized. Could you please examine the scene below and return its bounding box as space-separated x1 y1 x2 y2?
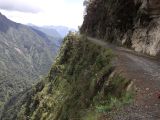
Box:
0 33 133 120
0 13 60 112
83 74 133 120
16 34 114 120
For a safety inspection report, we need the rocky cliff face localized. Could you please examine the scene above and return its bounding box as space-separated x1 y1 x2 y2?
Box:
81 0 160 56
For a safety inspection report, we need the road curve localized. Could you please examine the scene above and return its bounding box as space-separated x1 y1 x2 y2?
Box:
87 36 160 81
86 36 160 120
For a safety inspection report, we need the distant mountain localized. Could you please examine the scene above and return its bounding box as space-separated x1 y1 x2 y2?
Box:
44 26 76 38
28 23 76 38
27 24 62 39
0 12 59 109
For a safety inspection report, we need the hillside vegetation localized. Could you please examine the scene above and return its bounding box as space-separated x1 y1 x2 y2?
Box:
0 13 60 110
1 34 133 120
4 0 159 119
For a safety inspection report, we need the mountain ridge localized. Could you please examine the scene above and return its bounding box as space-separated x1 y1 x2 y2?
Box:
0 12 60 110
1 0 160 120
28 25 62 39
0 12 20 32
27 23 76 38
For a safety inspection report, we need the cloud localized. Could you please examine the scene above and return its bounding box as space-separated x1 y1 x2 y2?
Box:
0 0 41 13
0 0 84 28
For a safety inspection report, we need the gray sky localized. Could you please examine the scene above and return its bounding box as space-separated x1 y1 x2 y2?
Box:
0 0 84 29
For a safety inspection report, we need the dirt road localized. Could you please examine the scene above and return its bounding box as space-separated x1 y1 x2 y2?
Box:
87 36 160 120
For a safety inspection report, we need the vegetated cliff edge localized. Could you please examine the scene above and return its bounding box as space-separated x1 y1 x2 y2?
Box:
81 0 160 56
0 34 132 120
2 0 160 119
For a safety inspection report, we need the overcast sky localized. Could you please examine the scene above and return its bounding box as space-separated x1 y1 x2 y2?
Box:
0 0 84 29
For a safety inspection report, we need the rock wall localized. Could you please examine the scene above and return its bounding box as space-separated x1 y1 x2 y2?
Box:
131 18 160 55
131 0 160 56
81 0 160 56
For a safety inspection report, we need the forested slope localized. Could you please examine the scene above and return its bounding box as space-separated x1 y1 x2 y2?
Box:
0 12 59 109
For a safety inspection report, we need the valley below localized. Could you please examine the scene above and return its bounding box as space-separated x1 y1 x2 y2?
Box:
0 0 160 120
0 12 62 114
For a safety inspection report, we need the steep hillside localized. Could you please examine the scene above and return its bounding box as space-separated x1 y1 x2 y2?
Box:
0 13 59 109
1 0 160 120
81 0 160 56
1 34 132 120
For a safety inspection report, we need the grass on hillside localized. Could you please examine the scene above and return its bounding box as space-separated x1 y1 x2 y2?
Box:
16 34 133 120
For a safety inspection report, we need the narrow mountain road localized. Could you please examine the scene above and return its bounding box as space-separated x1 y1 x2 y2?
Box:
86 37 160 120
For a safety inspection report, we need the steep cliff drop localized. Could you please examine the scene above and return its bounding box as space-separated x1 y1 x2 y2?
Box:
0 33 134 120
1 0 160 120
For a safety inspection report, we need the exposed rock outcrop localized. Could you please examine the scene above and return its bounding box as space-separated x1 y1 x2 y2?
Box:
81 0 160 56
